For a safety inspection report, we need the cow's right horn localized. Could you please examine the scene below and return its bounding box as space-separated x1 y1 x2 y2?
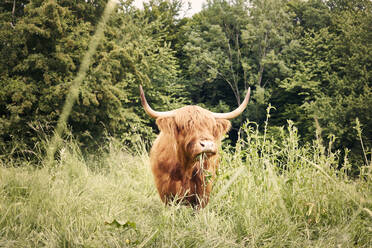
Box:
212 87 251 119
140 85 174 118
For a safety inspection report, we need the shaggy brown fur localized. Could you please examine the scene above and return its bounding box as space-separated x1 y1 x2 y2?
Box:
150 106 231 208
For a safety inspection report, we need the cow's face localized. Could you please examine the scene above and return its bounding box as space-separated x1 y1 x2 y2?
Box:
156 106 231 162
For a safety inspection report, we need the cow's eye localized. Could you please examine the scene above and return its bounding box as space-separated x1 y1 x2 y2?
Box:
175 125 180 135
186 140 195 151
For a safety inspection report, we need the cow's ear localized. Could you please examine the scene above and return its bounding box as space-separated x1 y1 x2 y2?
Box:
156 117 179 136
214 119 231 138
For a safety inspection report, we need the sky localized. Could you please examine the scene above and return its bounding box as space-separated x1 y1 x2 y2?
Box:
133 0 207 17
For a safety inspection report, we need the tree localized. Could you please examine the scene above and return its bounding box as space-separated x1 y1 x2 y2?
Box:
241 0 293 124
275 0 372 166
183 0 249 107
311 0 372 164
74 4 186 147
0 0 89 157
287 0 331 33
0 0 186 158
182 0 293 134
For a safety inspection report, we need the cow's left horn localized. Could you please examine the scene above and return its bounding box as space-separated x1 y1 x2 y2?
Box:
140 85 175 118
212 87 251 119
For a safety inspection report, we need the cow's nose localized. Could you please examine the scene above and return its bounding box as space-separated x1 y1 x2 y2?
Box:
200 140 216 154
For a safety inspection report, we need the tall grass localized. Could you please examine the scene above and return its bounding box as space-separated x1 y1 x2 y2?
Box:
1 120 371 247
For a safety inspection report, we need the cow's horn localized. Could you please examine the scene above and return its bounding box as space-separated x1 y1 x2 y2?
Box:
212 87 251 119
140 85 174 118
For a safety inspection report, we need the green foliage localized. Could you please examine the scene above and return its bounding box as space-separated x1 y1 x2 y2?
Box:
0 0 186 158
183 0 251 108
0 0 83 157
181 0 293 135
287 0 331 32
71 3 185 147
274 0 372 167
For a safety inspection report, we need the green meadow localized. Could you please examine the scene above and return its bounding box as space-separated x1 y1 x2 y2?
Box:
1 122 371 247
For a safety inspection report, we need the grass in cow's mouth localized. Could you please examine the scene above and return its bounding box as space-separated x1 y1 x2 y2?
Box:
195 152 208 161
195 153 213 187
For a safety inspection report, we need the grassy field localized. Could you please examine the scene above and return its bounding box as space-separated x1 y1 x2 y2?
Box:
1 123 371 247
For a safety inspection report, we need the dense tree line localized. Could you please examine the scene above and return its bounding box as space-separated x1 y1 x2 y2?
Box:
0 0 371 168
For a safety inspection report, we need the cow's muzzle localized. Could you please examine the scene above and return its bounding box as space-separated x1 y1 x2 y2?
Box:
199 140 217 156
